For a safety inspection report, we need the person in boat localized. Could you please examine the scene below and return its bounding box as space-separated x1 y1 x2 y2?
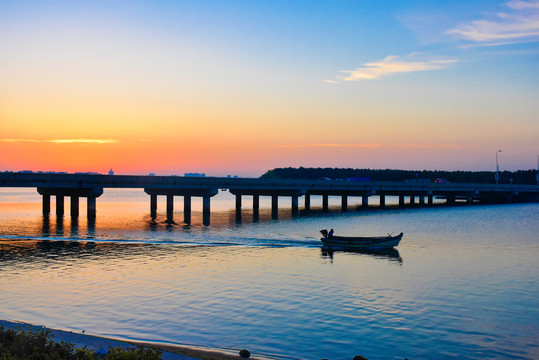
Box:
328 229 334 238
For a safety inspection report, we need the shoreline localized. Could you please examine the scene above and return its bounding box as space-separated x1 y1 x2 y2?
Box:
0 320 275 360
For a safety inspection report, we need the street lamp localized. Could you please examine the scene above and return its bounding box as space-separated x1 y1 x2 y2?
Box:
495 150 502 184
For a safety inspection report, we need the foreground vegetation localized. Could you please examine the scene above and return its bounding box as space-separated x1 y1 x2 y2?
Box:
0 326 162 360
261 167 538 184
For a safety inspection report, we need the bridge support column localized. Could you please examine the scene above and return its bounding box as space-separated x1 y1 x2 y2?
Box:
253 195 260 222
291 195 299 217
428 195 434 206
184 196 191 224
410 196 415 206
56 195 64 216
379 195 386 208
38 187 103 219
203 196 211 226
87 196 97 219
304 194 311 211
42 194 51 215
235 195 242 223
419 196 425 206
150 194 157 218
467 195 474 204
70 196 79 217
446 195 456 205
362 195 369 208
166 195 174 223
322 195 329 212
271 195 279 219
341 196 348 212
399 195 405 207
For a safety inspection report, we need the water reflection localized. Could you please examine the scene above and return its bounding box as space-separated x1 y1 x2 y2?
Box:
320 246 403 264
0 239 144 266
42 215 51 237
70 217 79 237
55 216 64 236
40 215 96 239
87 217 95 238
0 239 222 268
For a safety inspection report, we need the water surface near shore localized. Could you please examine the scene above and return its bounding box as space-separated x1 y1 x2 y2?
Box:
1 189 538 359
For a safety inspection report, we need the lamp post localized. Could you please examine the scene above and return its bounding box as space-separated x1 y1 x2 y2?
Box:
495 150 502 184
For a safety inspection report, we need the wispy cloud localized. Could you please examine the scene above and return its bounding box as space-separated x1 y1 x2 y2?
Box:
333 55 458 82
0 139 39 142
446 0 539 45
49 139 118 144
276 143 460 150
1 138 118 144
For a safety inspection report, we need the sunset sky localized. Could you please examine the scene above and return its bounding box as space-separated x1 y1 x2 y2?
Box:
1 0 538 176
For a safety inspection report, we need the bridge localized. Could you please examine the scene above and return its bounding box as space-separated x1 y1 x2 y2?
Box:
1 172 538 225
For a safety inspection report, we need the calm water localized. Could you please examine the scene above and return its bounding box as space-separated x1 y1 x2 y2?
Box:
0 188 538 360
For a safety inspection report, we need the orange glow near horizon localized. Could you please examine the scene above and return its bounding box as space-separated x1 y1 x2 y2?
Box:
1 2 537 175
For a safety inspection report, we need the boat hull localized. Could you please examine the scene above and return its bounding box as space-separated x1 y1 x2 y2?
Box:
320 232 403 249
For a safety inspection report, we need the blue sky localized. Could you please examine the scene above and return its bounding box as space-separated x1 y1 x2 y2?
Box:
1 1 538 175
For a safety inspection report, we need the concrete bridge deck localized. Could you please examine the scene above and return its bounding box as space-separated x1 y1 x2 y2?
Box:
1 172 538 225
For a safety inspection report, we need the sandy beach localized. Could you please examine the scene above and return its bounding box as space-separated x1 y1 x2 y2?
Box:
0 320 273 360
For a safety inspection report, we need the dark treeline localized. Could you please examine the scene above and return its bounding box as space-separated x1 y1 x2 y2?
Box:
260 167 538 185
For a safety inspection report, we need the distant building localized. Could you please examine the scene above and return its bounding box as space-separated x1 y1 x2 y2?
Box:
109 169 114 175
184 173 206 177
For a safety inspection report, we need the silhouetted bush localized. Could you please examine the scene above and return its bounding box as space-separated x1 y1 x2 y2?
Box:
260 167 537 184
0 326 162 360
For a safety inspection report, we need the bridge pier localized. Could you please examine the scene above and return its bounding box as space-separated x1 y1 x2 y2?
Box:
236 194 242 223
150 194 157 218
87 196 97 218
56 195 64 216
144 188 218 226
322 195 329 212
203 196 211 226
304 194 311 211
272 195 279 219
166 195 174 223
38 187 103 219
230 190 306 222
341 196 348 212
184 196 191 224
42 194 51 215
70 196 79 217
253 195 260 222
291 195 299 217
1 173 535 227
362 195 369 208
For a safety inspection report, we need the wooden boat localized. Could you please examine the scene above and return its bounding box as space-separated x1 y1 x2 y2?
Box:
320 229 403 249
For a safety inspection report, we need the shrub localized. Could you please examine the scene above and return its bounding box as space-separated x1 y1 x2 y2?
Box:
0 326 162 360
